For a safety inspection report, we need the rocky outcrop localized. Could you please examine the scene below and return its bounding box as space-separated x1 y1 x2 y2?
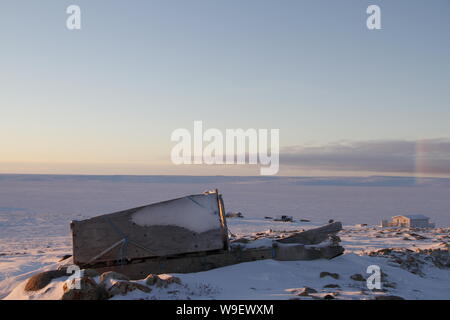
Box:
365 247 449 277
156 274 182 287
323 284 340 288
61 271 154 299
62 276 108 300
99 271 130 283
145 274 181 288
350 274 365 282
107 281 151 297
296 287 317 296
320 271 340 279
144 274 160 286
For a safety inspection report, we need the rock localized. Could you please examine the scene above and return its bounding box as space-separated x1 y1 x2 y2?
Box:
43 287 53 294
144 274 181 288
406 233 428 240
99 271 129 284
372 288 388 293
365 247 449 276
323 284 340 288
320 271 340 279
144 274 162 286
350 274 366 282
300 219 311 222
157 274 182 287
107 281 151 297
375 295 405 300
25 270 68 291
62 277 108 300
323 294 335 300
371 248 392 256
296 287 318 296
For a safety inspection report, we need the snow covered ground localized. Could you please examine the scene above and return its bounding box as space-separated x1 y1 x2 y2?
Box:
0 174 449 299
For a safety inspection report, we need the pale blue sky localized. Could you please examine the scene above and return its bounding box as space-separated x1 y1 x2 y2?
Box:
1 1 449 175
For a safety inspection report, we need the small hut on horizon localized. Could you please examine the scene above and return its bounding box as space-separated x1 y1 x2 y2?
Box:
381 215 435 228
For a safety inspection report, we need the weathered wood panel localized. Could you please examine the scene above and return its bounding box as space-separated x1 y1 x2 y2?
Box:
276 222 342 245
71 193 228 266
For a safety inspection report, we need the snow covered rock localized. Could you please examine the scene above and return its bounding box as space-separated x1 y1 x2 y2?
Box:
364 247 450 277
323 284 340 288
157 274 182 287
145 274 181 288
99 271 130 284
62 277 108 300
24 270 67 292
144 274 160 286
107 281 151 297
350 274 365 282
320 271 340 279
296 287 318 296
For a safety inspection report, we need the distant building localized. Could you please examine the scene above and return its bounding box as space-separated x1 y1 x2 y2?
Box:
381 215 435 228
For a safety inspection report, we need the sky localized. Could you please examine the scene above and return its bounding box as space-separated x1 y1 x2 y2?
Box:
1 0 449 176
